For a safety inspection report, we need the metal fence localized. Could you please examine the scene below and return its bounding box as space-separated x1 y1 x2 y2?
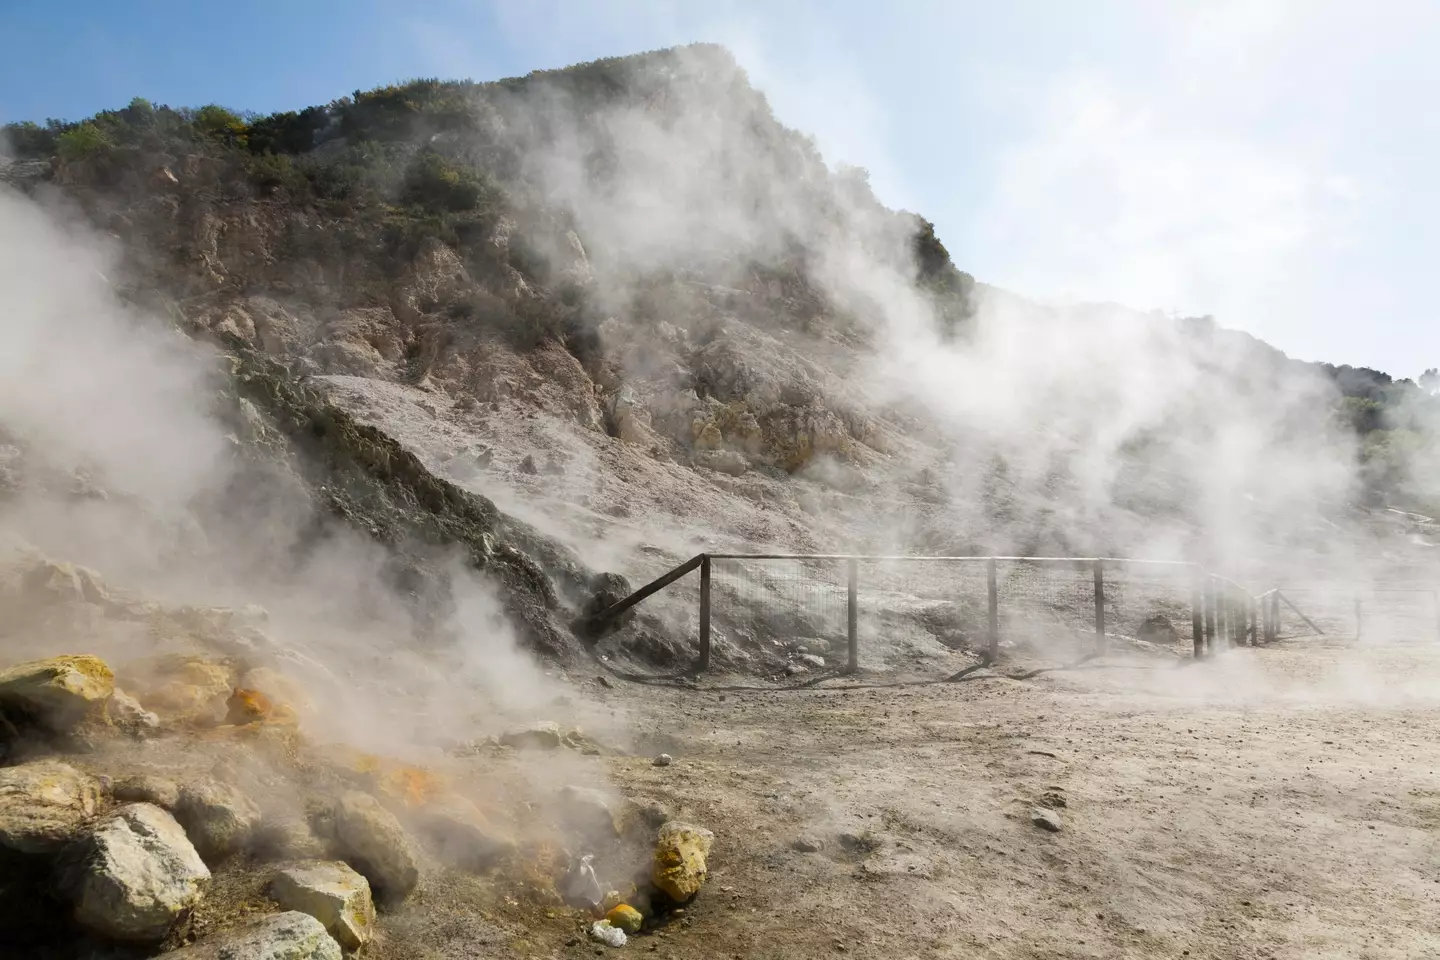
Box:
586 553 1295 675
1271 581 1440 644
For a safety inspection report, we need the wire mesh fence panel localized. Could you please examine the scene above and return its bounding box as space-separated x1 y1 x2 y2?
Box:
995 560 1097 655
1105 562 1198 651
694 555 1209 672
1355 585 1440 645
709 557 849 658
1273 583 1355 639
856 558 992 661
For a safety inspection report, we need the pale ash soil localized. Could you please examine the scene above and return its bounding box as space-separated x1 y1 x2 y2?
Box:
594 642 1440 960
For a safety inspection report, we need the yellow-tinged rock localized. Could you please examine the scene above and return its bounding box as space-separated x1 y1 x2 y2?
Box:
0 655 114 729
605 904 643 934
137 658 232 724
651 821 714 903
237 667 311 717
225 688 273 725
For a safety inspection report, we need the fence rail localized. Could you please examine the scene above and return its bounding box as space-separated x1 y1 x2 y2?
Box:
584 553 1323 676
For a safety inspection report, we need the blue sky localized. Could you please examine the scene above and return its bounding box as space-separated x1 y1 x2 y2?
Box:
4 1 1438 379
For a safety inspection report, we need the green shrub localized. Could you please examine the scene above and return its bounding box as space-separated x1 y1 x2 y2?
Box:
403 151 490 212
55 122 113 161
244 151 305 190
2 120 59 158
246 106 329 155
192 104 247 144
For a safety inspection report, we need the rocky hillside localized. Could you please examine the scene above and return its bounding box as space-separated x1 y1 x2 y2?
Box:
3 42 1435 676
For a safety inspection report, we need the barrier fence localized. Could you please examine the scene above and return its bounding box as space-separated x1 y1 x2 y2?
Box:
586 553 1322 675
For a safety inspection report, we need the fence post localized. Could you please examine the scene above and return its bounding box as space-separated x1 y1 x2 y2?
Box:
986 557 999 665
697 555 711 673
1191 570 1205 659
1093 560 1106 655
846 557 859 674
1269 590 1279 644
1204 576 1217 653
1249 596 1258 646
1355 595 1363 642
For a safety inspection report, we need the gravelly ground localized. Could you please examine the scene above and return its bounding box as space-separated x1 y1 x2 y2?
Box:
580 639 1440 959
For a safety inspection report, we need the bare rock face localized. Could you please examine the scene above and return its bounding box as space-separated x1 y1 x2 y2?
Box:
693 448 749 476
268 860 376 951
72 803 210 942
155 910 342 959
331 792 420 904
0 759 103 854
0 655 115 731
651 821 714 903
174 778 262 862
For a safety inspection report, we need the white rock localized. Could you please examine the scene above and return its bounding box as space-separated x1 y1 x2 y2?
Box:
0 759 102 854
1031 808 1063 833
269 860 375 951
590 919 628 947
154 911 342 959
73 803 210 942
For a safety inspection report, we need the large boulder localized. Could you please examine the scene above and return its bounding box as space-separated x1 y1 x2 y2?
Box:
268 860 376 951
174 778 262 862
0 759 103 854
651 821 714 903
155 911 342 959
72 803 210 942
0 655 114 731
331 792 420 904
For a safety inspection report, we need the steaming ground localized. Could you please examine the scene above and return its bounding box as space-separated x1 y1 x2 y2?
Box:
601 640 1440 960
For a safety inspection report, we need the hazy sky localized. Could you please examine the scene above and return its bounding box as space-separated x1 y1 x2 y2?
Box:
3 0 1437 378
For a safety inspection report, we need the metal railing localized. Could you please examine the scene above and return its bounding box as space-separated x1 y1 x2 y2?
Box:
584 553 1299 675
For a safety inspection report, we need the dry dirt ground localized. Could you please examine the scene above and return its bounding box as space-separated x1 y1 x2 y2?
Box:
574 639 1440 960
